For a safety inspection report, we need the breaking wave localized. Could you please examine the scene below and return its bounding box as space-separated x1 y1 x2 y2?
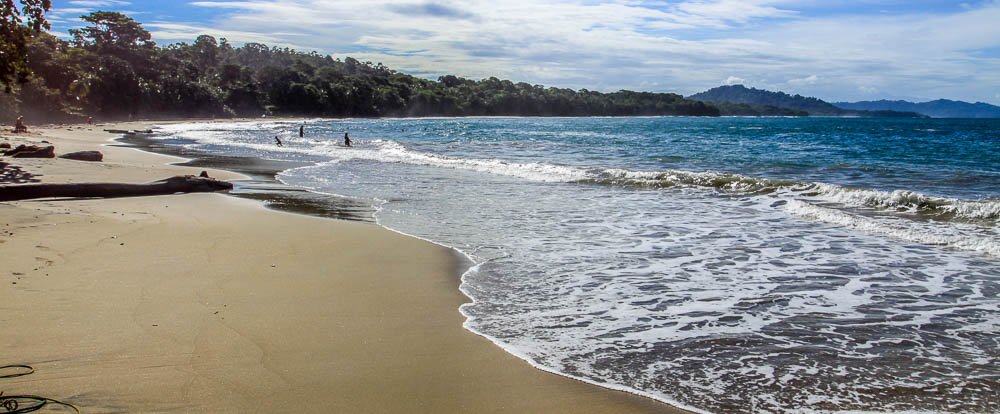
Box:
351 140 999 225
784 200 1000 256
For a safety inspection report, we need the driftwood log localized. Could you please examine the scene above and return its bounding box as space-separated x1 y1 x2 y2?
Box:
58 150 104 162
5 144 55 158
0 174 233 202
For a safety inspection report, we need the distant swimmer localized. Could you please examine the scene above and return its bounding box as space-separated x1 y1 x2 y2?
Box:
299 125 304 137
274 136 283 147
344 132 352 147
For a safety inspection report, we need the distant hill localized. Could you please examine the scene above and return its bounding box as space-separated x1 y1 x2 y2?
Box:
689 85 925 118
690 85 843 115
833 99 1000 118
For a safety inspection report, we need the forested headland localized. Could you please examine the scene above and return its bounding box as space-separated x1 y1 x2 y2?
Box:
834 99 1000 118
2 11 720 122
688 85 927 118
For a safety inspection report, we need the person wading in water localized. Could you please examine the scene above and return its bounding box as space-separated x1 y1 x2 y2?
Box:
344 132 352 147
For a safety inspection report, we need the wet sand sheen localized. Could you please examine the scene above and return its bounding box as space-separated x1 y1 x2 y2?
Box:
0 123 688 413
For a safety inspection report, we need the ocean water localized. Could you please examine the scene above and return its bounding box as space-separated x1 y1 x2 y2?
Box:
153 117 998 413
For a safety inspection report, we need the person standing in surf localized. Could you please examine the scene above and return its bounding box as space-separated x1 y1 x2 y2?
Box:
299 125 304 138
274 136 283 147
344 132 352 147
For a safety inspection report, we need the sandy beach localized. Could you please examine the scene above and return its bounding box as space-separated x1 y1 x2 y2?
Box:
0 123 686 413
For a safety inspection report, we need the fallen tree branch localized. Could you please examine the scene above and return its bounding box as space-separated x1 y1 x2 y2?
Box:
0 174 233 202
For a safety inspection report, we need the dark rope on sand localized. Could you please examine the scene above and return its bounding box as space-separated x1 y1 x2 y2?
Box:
0 365 80 413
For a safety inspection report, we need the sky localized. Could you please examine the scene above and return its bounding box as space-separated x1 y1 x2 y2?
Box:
45 0 1000 104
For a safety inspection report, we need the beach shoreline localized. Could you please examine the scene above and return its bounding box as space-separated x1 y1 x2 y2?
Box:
1 121 688 413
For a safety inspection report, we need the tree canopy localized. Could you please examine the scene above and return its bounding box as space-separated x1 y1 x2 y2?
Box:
4 10 720 121
1 0 51 92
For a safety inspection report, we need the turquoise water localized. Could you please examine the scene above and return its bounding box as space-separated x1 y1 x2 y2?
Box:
155 117 998 413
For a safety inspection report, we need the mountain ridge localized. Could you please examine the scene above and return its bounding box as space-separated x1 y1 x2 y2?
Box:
833 99 1000 118
688 85 926 118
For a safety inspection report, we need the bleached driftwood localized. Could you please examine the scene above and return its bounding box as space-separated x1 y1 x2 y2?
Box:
0 174 233 202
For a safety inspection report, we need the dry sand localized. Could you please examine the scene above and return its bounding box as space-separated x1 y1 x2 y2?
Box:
1 123 688 413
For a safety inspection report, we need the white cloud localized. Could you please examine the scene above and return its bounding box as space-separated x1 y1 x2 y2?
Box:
672 0 797 27
68 0 131 6
53 0 999 103
787 75 819 86
174 0 803 90
723 76 746 85
50 7 93 15
145 22 300 47
748 3 1000 102
858 86 879 95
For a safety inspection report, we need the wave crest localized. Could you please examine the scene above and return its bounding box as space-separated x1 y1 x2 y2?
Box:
808 184 999 222
580 169 797 194
785 200 1000 256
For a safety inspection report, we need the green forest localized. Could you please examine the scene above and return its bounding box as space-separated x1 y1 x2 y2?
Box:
1 10 720 122
688 85 927 118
